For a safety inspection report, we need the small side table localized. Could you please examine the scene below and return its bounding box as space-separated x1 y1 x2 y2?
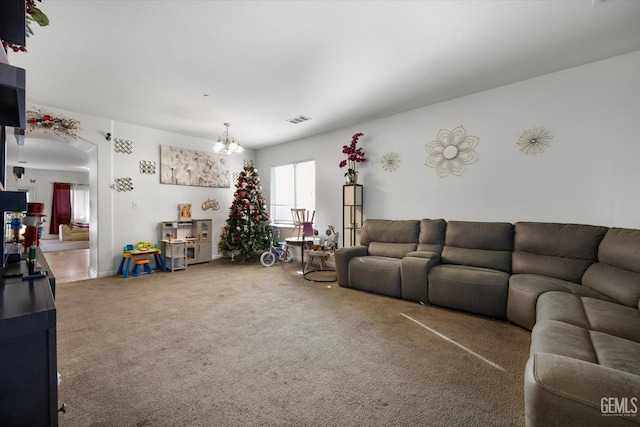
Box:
281 237 314 270
303 249 337 282
303 249 332 273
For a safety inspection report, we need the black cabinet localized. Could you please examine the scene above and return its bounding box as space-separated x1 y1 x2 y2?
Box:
0 63 27 129
0 0 26 47
0 0 28 129
0 272 58 426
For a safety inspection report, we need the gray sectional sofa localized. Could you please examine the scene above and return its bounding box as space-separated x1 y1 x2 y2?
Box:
335 219 640 426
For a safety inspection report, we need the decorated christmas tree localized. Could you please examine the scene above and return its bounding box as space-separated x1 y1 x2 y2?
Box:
218 161 272 261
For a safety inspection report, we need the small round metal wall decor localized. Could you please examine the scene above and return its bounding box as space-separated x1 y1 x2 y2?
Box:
381 152 401 172
516 127 553 155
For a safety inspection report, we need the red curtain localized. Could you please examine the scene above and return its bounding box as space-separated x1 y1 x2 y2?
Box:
50 182 72 234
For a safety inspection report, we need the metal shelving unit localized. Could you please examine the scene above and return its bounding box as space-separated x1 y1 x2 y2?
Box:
342 184 363 247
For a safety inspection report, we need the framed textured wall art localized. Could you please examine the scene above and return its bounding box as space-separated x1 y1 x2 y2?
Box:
160 145 230 188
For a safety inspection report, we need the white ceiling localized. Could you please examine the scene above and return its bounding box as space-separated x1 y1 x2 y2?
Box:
6 0 640 171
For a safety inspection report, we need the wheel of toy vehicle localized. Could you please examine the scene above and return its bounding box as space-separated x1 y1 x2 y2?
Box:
260 251 276 267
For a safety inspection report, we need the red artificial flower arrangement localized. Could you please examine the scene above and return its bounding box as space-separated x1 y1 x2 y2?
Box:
339 132 366 182
26 109 81 139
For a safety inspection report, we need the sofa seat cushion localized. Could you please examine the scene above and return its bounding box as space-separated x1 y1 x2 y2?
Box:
428 264 510 319
536 292 640 343
506 274 613 331
348 256 402 298
530 320 597 363
591 331 640 375
531 320 640 375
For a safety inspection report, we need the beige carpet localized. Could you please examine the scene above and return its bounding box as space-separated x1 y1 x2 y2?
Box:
56 259 530 426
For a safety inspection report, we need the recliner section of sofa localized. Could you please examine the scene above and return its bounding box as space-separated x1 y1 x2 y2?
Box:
335 219 420 298
428 221 513 319
506 222 610 330
335 218 446 301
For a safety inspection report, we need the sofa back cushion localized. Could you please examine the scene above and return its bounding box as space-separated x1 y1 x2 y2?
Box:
441 221 514 272
417 218 446 254
582 227 640 307
512 222 608 283
360 219 420 245
359 219 420 259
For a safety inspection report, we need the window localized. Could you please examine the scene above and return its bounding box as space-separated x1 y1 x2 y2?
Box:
270 160 315 224
72 184 90 223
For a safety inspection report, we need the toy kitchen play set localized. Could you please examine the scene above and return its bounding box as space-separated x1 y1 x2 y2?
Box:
160 220 212 265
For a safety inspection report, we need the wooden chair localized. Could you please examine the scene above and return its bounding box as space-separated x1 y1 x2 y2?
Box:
291 209 315 238
282 209 316 268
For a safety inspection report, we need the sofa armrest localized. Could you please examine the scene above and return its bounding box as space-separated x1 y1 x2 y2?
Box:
335 246 369 286
525 353 640 426
401 253 441 302
405 250 440 259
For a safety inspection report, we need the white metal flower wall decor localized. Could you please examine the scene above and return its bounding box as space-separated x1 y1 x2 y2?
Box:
425 125 479 177
516 127 553 155
381 152 401 172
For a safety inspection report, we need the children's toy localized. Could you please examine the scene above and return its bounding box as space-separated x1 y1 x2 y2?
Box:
260 229 291 267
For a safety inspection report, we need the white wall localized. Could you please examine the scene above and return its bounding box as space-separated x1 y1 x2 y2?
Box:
6 168 89 240
256 50 640 232
110 121 253 273
5 106 248 277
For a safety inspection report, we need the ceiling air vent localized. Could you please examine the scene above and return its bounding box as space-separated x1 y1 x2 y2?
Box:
286 115 311 124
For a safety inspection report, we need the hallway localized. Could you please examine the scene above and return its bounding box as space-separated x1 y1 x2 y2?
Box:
43 248 91 284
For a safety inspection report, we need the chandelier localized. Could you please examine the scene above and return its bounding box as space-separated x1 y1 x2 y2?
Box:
213 123 244 154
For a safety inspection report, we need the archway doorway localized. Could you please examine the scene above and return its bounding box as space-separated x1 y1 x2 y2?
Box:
5 133 97 283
